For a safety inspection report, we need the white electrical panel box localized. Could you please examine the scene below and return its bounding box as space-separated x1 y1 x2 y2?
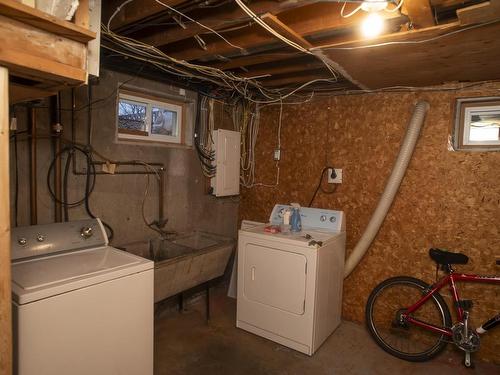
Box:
211 129 241 197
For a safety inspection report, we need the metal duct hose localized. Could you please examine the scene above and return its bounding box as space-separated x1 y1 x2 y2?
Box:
344 101 430 277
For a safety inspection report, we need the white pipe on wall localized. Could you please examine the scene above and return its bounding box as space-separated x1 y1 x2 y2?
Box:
344 101 430 278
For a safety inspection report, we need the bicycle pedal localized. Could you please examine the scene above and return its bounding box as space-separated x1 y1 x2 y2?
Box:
456 299 473 310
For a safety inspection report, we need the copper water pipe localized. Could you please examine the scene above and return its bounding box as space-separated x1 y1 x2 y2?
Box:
28 107 37 225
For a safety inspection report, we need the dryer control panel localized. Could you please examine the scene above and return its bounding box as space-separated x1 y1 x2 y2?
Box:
269 204 345 232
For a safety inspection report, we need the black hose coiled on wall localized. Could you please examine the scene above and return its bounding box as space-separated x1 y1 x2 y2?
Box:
46 144 114 242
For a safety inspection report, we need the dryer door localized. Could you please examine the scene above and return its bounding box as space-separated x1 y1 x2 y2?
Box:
244 244 306 315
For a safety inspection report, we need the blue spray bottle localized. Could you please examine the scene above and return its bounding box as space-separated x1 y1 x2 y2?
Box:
290 207 302 232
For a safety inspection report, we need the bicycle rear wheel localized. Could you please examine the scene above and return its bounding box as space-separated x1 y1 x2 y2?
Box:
366 276 452 362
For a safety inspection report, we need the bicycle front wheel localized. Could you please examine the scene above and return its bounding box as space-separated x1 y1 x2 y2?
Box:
366 276 452 362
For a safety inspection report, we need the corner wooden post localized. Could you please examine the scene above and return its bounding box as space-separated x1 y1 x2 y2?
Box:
0 65 12 375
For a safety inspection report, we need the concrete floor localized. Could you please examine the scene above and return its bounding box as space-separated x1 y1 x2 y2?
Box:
154 286 499 375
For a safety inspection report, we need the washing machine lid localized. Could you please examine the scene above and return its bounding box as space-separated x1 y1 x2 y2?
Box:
11 246 153 305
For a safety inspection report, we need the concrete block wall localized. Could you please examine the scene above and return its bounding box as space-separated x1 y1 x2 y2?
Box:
10 69 239 246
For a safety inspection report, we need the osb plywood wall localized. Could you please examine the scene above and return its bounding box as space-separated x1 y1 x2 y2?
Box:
239 84 500 363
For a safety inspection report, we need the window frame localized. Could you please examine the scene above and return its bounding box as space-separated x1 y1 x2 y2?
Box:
453 97 500 151
117 91 184 145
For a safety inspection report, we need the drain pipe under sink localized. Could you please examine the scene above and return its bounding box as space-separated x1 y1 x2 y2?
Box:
344 101 430 278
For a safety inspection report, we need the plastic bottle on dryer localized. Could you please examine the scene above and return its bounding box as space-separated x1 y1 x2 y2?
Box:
290 207 302 232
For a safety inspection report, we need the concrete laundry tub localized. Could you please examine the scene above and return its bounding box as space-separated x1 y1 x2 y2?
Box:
122 231 234 303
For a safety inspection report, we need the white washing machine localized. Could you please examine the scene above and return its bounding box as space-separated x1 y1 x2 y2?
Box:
11 219 154 375
237 205 346 355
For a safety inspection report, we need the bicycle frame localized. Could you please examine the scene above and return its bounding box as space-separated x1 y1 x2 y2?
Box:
402 272 500 337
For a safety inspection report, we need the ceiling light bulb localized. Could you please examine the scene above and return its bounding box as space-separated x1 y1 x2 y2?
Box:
361 13 384 38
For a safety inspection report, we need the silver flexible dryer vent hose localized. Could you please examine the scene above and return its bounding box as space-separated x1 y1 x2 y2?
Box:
344 101 430 278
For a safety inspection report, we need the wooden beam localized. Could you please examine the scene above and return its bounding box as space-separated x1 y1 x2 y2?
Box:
261 13 313 49
0 0 96 43
0 14 87 84
456 0 500 25
74 0 90 29
403 0 436 28
239 58 323 78
165 3 404 62
104 0 185 30
0 65 12 375
209 51 301 70
9 82 56 104
0 48 87 85
261 70 335 87
205 14 404 72
139 0 320 47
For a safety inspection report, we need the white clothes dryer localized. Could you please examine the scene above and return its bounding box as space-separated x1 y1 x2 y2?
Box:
237 205 346 355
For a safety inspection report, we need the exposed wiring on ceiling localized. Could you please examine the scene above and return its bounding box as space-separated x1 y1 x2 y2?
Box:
385 0 404 13
102 27 335 104
341 2 362 18
234 0 311 54
152 0 247 52
233 0 341 81
104 0 500 102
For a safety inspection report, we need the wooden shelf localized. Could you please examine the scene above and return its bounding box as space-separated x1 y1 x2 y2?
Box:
0 0 95 43
0 0 98 103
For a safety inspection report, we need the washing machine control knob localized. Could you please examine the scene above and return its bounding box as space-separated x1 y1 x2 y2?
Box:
36 234 45 242
329 216 336 223
18 238 27 246
80 227 93 239
320 215 327 222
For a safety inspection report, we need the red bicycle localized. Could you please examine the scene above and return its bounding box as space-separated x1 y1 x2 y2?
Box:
366 248 500 367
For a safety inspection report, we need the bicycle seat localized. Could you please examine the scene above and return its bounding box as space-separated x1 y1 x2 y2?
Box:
429 248 469 265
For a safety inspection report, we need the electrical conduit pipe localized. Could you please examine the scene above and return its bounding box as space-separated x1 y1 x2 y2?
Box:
344 101 430 278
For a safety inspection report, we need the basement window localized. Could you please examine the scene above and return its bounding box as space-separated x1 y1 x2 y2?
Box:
453 97 500 151
117 91 183 144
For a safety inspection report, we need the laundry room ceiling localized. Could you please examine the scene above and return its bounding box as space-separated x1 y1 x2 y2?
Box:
102 0 500 93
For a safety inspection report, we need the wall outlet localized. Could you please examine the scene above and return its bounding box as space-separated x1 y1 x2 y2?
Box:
327 168 342 184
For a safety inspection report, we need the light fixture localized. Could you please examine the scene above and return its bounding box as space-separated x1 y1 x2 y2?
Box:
360 0 388 12
361 12 384 38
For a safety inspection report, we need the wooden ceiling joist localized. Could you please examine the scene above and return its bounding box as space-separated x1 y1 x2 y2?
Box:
456 0 500 25
101 0 500 91
261 13 313 49
206 15 406 73
209 51 302 70
403 0 436 29
261 70 336 87
138 0 321 48
239 57 324 79
165 4 404 62
104 0 185 30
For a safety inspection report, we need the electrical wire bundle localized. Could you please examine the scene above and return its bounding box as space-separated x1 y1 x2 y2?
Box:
194 95 216 178
102 0 342 105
